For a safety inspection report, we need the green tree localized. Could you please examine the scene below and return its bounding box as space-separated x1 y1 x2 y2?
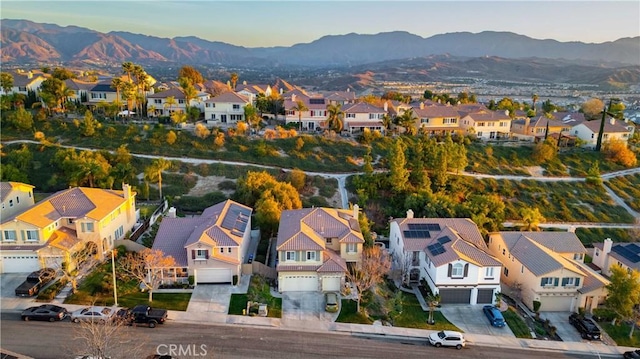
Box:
40 77 73 112
8 107 34 130
519 206 545 231
605 266 640 336
0 163 28 182
291 99 308 132
81 110 98 137
397 108 417 135
54 149 112 188
7 144 33 172
1 72 14 93
166 130 178 145
51 67 76 80
531 93 539 114
388 138 409 192
110 78 125 113
325 103 344 132
164 96 177 115
532 138 557 164
230 72 238 90
288 168 306 191
244 104 262 133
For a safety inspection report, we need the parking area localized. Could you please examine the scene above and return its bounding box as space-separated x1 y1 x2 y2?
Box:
1 273 37 311
281 291 337 322
538 312 583 342
439 305 516 337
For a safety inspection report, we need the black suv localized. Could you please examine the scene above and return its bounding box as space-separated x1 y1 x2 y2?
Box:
568 313 601 340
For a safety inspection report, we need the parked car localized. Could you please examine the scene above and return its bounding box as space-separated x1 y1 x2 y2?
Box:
624 350 640 359
483 305 506 327
15 268 56 297
70 306 117 323
325 292 338 313
568 313 601 340
124 305 168 328
428 330 466 349
21 304 68 322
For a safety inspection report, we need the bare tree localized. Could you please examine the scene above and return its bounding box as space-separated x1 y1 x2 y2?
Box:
70 318 147 359
345 245 391 312
391 251 413 286
427 293 441 325
118 248 177 302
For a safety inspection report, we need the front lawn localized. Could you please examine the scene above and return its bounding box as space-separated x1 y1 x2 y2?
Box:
599 321 640 347
503 307 532 338
228 275 282 318
336 299 373 324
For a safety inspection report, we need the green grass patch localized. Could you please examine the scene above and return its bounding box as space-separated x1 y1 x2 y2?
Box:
393 295 459 331
599 321 640 347
336 299 373 324
606 173 640 212
503 307 532 338
228 293 249 315
227 275 281 318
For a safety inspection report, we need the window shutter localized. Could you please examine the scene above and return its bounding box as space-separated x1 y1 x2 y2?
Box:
575 278 580 287
191 250 196 259
463 264 469 277
205 250 209 259
540 278 545 286
562 278 568 286
447 264 452 277
553 278 559 286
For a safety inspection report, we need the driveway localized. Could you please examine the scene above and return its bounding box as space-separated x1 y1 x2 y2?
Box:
0 273 37 312
282 292 336 322
439 305 516 337
186 284 232 315
538 311 615 346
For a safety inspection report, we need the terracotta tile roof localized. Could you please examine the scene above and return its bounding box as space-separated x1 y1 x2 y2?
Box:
152 217 203 266
148 87 186 99
462 110 511 122
454 103 489 116
317 249 348 272
321 91 356 102
342 102 385 114
579 118 632 133
10 72 45 87
277 208 364 251
413 105 460 118
49 227 82 251
277 264 321 271
205 91 250 103
90 83 116 93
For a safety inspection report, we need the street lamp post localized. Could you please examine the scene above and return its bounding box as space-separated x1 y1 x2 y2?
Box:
595 98 621 152
111 249 118 307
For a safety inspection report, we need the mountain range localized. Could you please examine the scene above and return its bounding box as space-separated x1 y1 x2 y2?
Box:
1 19 639 67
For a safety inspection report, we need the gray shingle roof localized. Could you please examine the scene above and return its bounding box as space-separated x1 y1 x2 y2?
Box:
0 182 13 202
152 217 205 266
49 187 96 218
499 232 586 254
578 263 609 294
277 208 364 251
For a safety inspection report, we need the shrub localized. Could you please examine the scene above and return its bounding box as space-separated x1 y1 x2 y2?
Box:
592 307 617 322
533 300 541 312
37 278 68 301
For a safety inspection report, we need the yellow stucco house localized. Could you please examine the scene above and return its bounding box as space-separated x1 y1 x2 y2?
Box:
1 182 35 219
0 185 137 273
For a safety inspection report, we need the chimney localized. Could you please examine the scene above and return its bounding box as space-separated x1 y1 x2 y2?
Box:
123 183 131 199
28 71 33 79
505 110 510 116
383 102 388 112
167 207 177 218
353 204 359 219
420 102 424 110
603 238 613 255
279 88 283 94
406 209 414 219
242 80 247 85
524 117 531 131
291 94 296 102
609 118 615 125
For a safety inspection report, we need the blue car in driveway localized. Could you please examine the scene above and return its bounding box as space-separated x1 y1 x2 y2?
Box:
483 305 506 328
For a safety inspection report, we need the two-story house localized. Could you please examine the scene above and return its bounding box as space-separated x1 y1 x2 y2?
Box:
592 238 640 276
0 70 46 96
152 200 252 285
459 108 512 140
511 113 586 142
203 92 251 126
342 102 387 135
1 182 35 219
488 232 609 312
571 117 635 149
276 206 364 292
87 81 119 105
412 103 463 136
0 185 137 273
284 91 328 132
147 87 210 117
389 212 502 304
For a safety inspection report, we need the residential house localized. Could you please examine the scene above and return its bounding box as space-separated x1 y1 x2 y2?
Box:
487 232 609 312
152 200 252 285
511 113 586 142
321 90 357 106
203 91 251 126
412 102 464 136
276 206 364 292
284 91 327 132
147 87 210 117
64 78 98 103
389 212 502 305
342 102 387 135
0 185 137 273
592 238 640 276
0 70 46 96
459 107 512 140
1 182 35 219
571 117 634 149
87 81 119 104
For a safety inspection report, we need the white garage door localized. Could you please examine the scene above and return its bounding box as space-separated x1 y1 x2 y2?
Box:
540 295 574 312
321 276 341 292
279 275 318 292
1 255 40 273
195 268 232 284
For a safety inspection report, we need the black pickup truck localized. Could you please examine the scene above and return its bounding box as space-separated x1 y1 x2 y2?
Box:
15 268 56 297
125 305 168 328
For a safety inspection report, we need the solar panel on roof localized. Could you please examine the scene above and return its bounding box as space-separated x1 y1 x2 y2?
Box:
425 224 441 231
403 230 430 239
626 243 640 254
438 236 451 244
612 246 640 263
408 224 429 230
427 243 446 256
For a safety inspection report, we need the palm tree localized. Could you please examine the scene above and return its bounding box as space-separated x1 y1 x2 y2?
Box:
291 99 308 132
381 113 393 135
532 94 539 115
122 61 135 83
164 96 177 116
230 72 238 90
145 158 172 200
398 108 417 135
111 78 125 113
244 104 261 134
326 103 344 133
147 104 157 118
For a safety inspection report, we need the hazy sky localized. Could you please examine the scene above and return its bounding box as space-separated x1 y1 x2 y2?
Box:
2 1 639 47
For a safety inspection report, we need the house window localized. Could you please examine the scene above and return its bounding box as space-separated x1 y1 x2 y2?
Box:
16 196 19 204
477 122 485 127
594 250 599 257
346 113 356 118
286 251 296 261
573 253 583 260
347 243 357 253
228 247 232 253
504 268 509 277
232 104 240 110
484 267 494 278
502 249 506 256
3 230 16 242
196 250 207 260
220 247 224 253
412 251 420 266
81 222 94 232
477 132 483 137
540 277 558 287
326 238 332 244
451 263 464 277
154 99 162 104
178 99 185 104
521 265 524 273
18 86 27 92
9 200 13 207
306 251 316 261
562 277 577 287
114 226 124 239
443 118 457 124
421 118 429 124
25 230 39 242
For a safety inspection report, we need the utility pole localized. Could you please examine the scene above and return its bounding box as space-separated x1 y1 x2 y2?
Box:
112 249 118 307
